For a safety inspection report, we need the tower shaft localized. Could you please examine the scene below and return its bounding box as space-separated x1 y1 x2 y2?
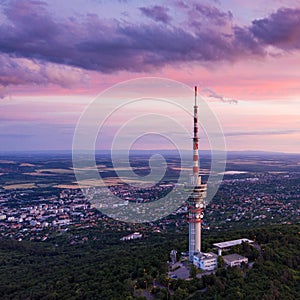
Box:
187 86 207 262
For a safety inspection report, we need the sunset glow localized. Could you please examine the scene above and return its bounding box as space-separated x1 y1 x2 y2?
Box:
0 0 299 153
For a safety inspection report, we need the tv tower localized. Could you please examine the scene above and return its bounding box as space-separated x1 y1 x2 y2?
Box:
187 86 207 262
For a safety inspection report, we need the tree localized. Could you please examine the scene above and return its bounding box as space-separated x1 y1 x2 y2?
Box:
189 264 197 279
217 256 225 268
174 287 189 300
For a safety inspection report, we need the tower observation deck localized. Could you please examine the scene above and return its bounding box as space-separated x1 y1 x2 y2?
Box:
187 86 207 262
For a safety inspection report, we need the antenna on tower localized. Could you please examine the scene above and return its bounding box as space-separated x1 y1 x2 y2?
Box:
187 85 207 261
193 85 199 184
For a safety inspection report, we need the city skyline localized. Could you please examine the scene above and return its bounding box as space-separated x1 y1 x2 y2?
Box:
0 0 300 153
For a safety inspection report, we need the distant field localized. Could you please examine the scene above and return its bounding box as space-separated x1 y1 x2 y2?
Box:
73 166 99 171
36 184 53 188
53 184 80 189
3 183 36 190
38 168 74 174
23 168 74 176
23 172 56 176
74 177 149 187
170 167 191 171
228 160 258 165
0 160 16 164
0 152 299 192
75 178 120 187
268 171 288 174
19 163 35 167
221 171 248 175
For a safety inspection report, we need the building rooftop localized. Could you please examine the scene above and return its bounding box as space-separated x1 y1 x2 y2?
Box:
194 252 218 260
213 238 254 249
223 253 248 263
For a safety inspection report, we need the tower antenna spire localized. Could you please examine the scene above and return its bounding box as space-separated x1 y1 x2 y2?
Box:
187 85 207 262
193 86 199 184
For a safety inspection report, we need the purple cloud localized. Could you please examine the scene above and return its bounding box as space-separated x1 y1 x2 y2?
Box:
193 3 232 26
225 129 299 137
0 1 261 75
202 87 238 104
0 54 88 89
139 5 171 24
250 8 300 50
0 0 299 89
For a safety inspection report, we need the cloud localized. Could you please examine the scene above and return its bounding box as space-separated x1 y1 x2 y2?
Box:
202 88 238 104
0 0 261 76
0 85 8 99
174 1 233 30
139 5 171 24
0 1 89 92
0 133 34 138
250 8 300 50
225 129 299 137
193 3 232 26
0 54 89 95
0 1 299 82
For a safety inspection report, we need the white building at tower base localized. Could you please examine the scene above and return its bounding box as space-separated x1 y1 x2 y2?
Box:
193 252 218 271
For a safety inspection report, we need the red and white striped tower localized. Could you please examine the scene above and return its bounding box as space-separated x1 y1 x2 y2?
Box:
187 86 207 262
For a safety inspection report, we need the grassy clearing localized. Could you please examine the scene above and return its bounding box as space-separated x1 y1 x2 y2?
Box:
3 183 36 190
53 184 80 189
19 163 35 167
38 169 74 174
23 172 55 176
0 160 16 164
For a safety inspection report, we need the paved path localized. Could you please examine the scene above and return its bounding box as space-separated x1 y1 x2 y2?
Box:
168 262 190 279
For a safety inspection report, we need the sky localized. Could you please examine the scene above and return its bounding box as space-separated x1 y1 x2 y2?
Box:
0 0 300 153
